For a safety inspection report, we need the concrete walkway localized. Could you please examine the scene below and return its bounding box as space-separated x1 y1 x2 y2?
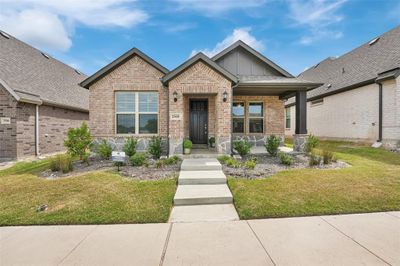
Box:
169 158 239 222
1 212 399 266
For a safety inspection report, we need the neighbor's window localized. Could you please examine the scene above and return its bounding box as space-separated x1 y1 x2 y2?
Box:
285 108 291 129
248 102 263 133
232 102 245 133
115 92 158 134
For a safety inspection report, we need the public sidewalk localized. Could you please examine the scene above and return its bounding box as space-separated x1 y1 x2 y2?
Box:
1 211 399 266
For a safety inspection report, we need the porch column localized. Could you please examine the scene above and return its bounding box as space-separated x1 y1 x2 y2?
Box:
294 90 308 152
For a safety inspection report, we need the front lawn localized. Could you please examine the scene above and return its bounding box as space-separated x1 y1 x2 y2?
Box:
228 141 400 219
0 161 177 226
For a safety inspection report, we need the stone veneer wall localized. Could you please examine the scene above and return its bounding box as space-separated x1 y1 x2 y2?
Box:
232 95 285 146
88 55 169 154
168 61 232 155
0 85 18 159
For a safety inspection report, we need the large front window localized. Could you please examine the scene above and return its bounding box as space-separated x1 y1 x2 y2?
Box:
115 92 158 134
248 102 263 133
232 102 245 133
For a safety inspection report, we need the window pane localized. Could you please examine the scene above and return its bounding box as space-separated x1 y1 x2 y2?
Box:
233 118 245 133
249 118 263 133
232 102 244 117
249 102 263 117
139 114 158 134
116 92 135 113
117 114 135 134
139 92 158 112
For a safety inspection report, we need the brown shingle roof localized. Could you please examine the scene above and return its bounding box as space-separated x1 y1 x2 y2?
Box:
288 25 400 105
0 30 89 111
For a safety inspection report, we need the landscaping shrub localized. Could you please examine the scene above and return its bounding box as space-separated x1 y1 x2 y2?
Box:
309 151 321 166
278 152 293 166
226 158 241 168
148 136 162 159
183 139 193 149
244 157 257 170
97 140 112 159
49 154 73 173
322 150 335 164
64 122 92 161
124 137 138 157
217 155 231 164
208 137 215 147
164 155 179 165
155 160 165 168
82 152 90 165
130 153 147 167
305 134 320 153
265 135 281 156
233 140 251 157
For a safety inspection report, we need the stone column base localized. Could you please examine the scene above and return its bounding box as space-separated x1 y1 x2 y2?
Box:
169 137 183 155
217 136 231 154
293 134 308 152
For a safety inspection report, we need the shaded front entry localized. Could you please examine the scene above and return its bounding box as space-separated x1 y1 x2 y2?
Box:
189 99 208 144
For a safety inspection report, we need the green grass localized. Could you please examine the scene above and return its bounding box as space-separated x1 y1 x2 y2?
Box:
228 140 400 219
0 161 177 225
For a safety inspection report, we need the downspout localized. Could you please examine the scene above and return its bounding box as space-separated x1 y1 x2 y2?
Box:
35 105 40 156
377 82 383 142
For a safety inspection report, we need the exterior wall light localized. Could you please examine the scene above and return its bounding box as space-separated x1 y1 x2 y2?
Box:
173 91 178 102
223 91 228 102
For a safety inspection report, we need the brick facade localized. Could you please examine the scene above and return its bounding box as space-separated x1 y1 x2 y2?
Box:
168 61 232 154
0 85 88 160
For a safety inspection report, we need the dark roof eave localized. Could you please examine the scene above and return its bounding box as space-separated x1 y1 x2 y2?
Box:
80 48 169 88
162 53 238 85
237 82 323 89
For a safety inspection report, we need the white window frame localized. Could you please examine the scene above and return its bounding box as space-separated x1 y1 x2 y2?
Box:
232 101 245 133
115 91 159 135
248 101 264 134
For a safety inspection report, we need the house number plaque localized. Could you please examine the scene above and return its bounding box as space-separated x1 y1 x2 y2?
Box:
0 117 11 124
170 113 182 120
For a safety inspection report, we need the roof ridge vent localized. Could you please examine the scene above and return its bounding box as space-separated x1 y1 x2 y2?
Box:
41 52 50 59
0 31 10 39
369 37 380 46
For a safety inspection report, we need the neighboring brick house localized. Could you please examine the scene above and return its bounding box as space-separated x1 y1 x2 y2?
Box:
285 26 400 148
0 31 89 161
81 41 321 155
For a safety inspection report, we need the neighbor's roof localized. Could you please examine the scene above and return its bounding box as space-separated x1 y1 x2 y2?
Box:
0 30 89 111
212 40 294 78
289 25 400 105
162 52 238 85
80 48 169 88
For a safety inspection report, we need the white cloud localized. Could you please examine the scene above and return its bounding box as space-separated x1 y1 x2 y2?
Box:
287 0 347 44
190 27 264 57
170 0 267 14
0 0 148 52
164 22 196 33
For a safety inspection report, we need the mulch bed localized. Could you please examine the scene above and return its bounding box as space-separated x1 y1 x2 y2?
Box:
41 157 181 180
222 154 349 179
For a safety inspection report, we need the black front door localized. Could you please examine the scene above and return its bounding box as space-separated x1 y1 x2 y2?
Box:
189 100 208 144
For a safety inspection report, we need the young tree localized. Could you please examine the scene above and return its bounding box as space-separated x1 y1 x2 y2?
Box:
64 122 92 161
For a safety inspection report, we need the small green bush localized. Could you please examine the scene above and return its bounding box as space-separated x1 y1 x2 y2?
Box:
244 158 257 169
266 135 281 156
233 140 251 157
309 151 321 166
130 153 147 167
49 154 73 173
148 136 162 159
278 152 293 165
82 152 90 165
322 150 335 164
165 155 179 165
124 137 138 157
64 122 92 161
217 155 231 164
183 139 193 149
305 134 320 153
97 140 112 159
155 160 165 168
226 158 241 168
209 137 215 146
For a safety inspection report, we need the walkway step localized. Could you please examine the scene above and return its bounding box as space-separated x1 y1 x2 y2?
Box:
174 184 233 206
181 158 221 171
169 204 239 222
178 170 226 185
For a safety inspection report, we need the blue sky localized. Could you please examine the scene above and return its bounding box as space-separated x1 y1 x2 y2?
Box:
1 0 399 76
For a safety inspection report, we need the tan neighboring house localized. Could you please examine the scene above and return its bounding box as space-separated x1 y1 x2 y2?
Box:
285 26 400 148
0 31 89 161
81 41 321 155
